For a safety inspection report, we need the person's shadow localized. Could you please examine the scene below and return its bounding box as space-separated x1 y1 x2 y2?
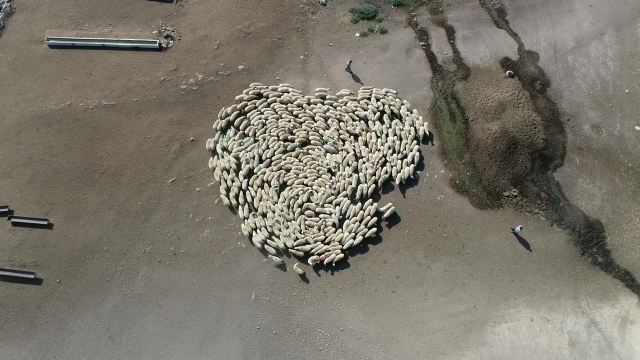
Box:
347 70 363 85
514 233 532 252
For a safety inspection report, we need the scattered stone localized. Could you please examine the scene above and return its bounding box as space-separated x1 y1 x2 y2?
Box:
506 70 515 78
157 26 181 48
168 177 176 184
635 126 640 131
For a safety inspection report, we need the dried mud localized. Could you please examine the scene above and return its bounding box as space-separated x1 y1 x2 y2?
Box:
409 0 640 296
456 69 546 201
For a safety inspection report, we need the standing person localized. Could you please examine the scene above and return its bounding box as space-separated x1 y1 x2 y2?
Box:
512 225 523 234
345 59 353 73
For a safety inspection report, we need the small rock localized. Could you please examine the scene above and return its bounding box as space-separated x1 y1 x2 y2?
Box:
506 70 515 78
329 43 332 46
168 177 176 184
635 126 640 131
56 279 60 283
355 33 360 37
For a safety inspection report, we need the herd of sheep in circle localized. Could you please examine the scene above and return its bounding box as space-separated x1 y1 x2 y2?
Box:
206 83 428 276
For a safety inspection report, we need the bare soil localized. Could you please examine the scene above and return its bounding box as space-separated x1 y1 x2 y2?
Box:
1 0 638 359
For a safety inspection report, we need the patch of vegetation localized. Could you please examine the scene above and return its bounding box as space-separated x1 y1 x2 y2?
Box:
360 23 389 36
374 15 384 23
384 0 404 6
349 4 378 23
360 22 389 37
430 95 495 208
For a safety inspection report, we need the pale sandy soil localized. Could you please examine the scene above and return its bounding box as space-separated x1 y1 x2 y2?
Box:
0 0 639 359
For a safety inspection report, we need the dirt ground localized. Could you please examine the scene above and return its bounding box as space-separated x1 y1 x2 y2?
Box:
1 0 639 359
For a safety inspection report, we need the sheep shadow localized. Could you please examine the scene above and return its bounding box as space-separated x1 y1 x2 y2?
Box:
399 174 420 198
257 248 288 272
310 232 384 277
312 258 352 277
381 181 395 195
384 212 401 229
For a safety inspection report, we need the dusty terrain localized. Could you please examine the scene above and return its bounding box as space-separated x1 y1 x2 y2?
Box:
1 0 639 359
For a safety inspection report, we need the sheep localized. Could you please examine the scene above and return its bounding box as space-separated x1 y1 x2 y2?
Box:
293 263 305 275
268 255 284 266
208 85 427 273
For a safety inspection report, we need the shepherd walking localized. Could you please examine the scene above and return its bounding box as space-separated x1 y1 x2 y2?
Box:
345 59 353 73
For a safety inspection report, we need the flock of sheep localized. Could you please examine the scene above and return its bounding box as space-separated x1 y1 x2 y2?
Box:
206 83 427 275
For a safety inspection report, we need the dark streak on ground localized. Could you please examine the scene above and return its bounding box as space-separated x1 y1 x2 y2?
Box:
406 0 640 296
407 1 498 208
476 0 640 297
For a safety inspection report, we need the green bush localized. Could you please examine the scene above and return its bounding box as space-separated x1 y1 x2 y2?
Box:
384 0 404 6
365 24 377 34
359 31 370 38
374 15 384 23
349 5 378 23
379 26 388 34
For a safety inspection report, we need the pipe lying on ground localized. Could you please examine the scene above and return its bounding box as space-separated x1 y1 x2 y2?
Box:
45 36 162 50
9 216 49 226
0 267 37 279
